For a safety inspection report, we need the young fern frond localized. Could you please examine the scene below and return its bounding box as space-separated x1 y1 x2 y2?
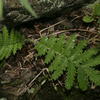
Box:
35 34 100 90
0 26 25 60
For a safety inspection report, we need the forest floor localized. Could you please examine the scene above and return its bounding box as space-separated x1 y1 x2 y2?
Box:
0 4 100 100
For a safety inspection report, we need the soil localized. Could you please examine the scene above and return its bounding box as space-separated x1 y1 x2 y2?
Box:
0 5 100 100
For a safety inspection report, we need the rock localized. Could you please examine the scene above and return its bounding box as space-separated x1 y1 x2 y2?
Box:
3 0 96 25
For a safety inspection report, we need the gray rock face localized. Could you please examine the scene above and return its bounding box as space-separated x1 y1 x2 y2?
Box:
3 0 95 24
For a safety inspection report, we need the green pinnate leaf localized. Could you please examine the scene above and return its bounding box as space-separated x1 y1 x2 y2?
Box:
0 26 25 60
35 34 100 90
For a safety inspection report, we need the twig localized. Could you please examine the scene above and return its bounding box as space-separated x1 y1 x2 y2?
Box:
52 28 97 35
28 68 48 87
27 28 98 45
39 19 66 36
16 68 49 96
71 15 82 22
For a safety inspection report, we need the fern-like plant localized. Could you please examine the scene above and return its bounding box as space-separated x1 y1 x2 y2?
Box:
35 34 100 90
0 26 25 60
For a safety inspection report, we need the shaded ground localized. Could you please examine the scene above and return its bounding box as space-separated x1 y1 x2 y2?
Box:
0 4 100 100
